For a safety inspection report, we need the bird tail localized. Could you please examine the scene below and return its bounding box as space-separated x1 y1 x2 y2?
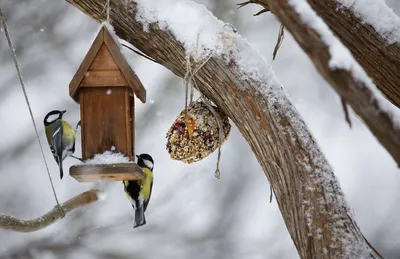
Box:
133 205 146 228
59 161 64 179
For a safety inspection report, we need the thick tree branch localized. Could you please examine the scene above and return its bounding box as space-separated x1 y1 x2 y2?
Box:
252 0 400 166
0 189 99 232
250 0 400 109
308 0 400 109
64 0 380 258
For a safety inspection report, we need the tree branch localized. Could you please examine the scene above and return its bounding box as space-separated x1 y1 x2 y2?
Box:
248 0 400 109
0 189 99 232
251 0 400 166
307 0 400 109
64 0 380 258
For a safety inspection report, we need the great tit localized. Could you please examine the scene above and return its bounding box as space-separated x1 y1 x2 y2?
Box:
124 153 154 228
43 110 79 179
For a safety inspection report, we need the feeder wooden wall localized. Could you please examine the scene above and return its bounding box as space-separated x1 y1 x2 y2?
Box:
68 25 146 182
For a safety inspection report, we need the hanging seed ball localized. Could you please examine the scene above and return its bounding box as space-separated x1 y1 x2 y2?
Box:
166 100 231 164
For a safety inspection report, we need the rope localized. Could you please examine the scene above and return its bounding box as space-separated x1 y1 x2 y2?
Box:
183 32 225 179
0 9 65 217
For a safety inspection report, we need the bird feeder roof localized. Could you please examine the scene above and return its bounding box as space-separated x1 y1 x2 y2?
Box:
69 25 146 103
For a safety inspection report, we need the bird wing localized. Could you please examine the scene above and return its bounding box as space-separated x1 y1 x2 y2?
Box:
51 120 64 163
143 181 153 212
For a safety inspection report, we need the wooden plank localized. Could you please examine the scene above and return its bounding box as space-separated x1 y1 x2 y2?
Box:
80 91 86 160
81 87 128 160
69 163 144 182
81 70 128 87
124 89 132 158
130 96 135 157
88 44 120 71
69 28 104 101
103 27 147 103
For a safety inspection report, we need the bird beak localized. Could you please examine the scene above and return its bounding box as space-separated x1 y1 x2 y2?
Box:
61 110 66 115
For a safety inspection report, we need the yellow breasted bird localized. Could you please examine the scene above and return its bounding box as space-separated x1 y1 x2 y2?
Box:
124 153 154 228
43 110 80 179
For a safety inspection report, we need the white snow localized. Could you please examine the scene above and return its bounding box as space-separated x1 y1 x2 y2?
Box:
100 21 122 49
289 0 400 128
134 0 233 60
129 0 383 256
336 0 400 44
83 150 133 165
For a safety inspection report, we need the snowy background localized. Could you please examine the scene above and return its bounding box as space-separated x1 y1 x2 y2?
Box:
1 0 400 258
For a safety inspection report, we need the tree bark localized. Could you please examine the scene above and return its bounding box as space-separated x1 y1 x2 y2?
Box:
0 189 99 232
251 0 400 109
307 0 400 109
64 0 381 258
249 0 400 166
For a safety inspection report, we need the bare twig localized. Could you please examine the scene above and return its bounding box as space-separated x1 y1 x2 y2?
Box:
341 97 352 128
254 8 269 16
272 24 284 60
0 189 99 232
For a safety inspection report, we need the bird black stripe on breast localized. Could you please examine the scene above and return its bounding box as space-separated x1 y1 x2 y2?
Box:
125 181 141 203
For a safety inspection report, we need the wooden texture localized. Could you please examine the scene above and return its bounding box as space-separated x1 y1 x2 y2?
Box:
248 0 400 109
124 90 132 158
69 27 104 99
130 96 135 157
103 28 146 103
0 189 99 232
88 44 120 71
69 26 147 103
256 0 400 165
307 0 400 109
81 87 129 160
70 164 144 182
64 0 382 258
81 70 128 86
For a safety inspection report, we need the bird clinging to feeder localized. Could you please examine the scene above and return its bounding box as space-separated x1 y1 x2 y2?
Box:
68 24 147 182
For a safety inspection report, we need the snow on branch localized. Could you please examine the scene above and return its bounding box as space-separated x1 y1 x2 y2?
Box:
336 0 400 44
65 0 381 257
252 0 400 166
0 189 99 232
262 0 400 109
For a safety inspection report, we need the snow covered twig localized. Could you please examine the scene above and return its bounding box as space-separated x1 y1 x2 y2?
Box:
0 189 99 232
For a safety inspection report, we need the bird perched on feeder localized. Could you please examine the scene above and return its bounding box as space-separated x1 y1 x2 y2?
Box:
43 110 80 179
124 153 154 228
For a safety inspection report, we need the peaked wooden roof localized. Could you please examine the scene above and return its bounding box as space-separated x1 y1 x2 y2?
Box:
69 25 146 103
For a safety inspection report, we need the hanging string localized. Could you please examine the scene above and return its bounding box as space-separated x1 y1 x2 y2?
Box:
103 0 111 23
183 32 225 179
0 9 65 217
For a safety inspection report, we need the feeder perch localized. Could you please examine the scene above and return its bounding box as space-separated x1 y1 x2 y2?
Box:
68 25 146 182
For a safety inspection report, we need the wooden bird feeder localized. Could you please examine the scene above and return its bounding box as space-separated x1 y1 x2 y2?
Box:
68 25 146 182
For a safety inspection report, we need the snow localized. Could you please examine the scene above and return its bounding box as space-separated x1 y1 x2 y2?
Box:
99 21 122 49
336 0 400 44
83 149 133 165
289 0 400 128
134 0 232 59
130 0 384 256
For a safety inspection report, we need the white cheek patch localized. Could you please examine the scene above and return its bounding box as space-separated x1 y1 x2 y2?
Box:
47 114 59 123
143 159 153 169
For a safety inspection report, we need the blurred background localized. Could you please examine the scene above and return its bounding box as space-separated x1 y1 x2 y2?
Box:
1 1 400 258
